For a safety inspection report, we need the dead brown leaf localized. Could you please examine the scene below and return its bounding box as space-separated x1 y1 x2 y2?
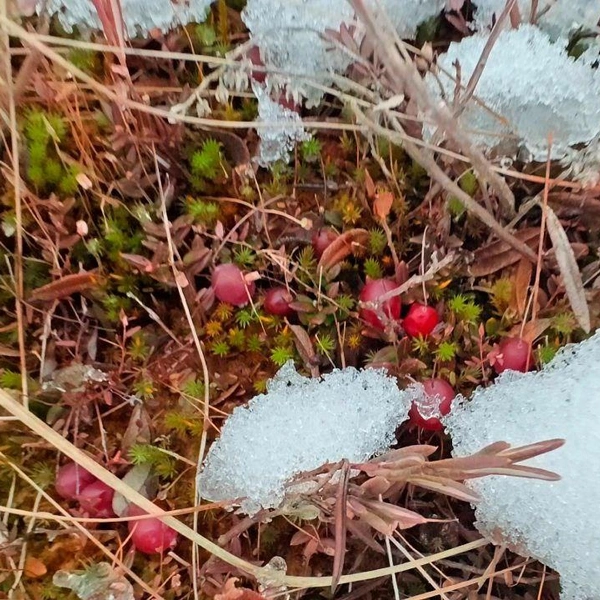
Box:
545 206 590 332
514 258 532 317
29 271 99 302
318 228 369 270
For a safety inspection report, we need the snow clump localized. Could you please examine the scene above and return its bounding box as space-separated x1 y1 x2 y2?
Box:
197 362 410 515
36 0 214 38
424 25 600 162
445 330 600 600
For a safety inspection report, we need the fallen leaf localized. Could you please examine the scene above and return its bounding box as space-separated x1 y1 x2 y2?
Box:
364 168 376 199
545 206 590 332
318 228 369 270
514 258 533 317
24 556 47 578
466 228 540 277
30 271 99 302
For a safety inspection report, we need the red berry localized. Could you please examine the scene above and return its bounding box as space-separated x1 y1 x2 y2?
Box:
311 228 337 258
246 46 266 83
55 462 97 500
77 480 115 518
409 378 455 431
403 303 439 338
264 287 294 317
490 337 532 374
359 278 401 330
211 263 255 307
127 505 178 555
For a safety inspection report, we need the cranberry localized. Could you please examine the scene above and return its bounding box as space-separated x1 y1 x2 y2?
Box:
490 336 532 374
77 480 115 518
359 278 401 330
264 287 294 317
55 462 97 500
311 228 337 258
409 378 455 431
127 505 178 555
246 46 266 83
403 303 439 338
211 263 255 307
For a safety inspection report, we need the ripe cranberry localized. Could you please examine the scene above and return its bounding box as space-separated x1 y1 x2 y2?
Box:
311 228 337 258
275 92 300 112
409 378 455 431
403 303 439 338
489 336 532 374
246 46 266 83
55 462 97 500
211 263 255 307
264 287 294 317
127 505 178 555
77 480 115 518
359 278 401 330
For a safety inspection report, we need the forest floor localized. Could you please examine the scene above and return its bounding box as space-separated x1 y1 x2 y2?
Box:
0 2 598 600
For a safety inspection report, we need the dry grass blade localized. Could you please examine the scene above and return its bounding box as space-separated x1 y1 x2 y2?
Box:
332 460 350 593
544 204 591 332
496 438 565 462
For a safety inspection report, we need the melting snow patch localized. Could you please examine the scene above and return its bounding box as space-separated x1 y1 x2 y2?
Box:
197 362 410 515
445 331 600 600
37 0 214 38
424 25 600 162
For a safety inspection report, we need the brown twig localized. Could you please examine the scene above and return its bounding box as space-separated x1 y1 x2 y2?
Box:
350 0 516 217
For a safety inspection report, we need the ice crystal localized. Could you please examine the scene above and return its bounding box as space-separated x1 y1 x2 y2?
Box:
242 0 446 106
424 25 600 161
445 330 600 600
252 82 310 166
37 0 214 38
197 362 410 515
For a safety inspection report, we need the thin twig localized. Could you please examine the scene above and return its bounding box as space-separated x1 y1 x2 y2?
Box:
350 0 516 216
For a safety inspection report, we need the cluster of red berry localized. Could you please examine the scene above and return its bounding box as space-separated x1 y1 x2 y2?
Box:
55 462 178 554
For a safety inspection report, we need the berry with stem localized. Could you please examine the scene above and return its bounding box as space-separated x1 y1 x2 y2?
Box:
359 278 401 331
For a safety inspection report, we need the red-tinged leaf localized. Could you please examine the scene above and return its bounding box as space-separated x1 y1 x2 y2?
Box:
361 498 428 528
30 271 99 302
496 439 565 462
359 476 392 497
345 520 385 554
354 508 396 537
318 228 369 270
408 476 481 503
121 253 156 273
374 188 393 221
331 460 350 593
467 465 561 481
